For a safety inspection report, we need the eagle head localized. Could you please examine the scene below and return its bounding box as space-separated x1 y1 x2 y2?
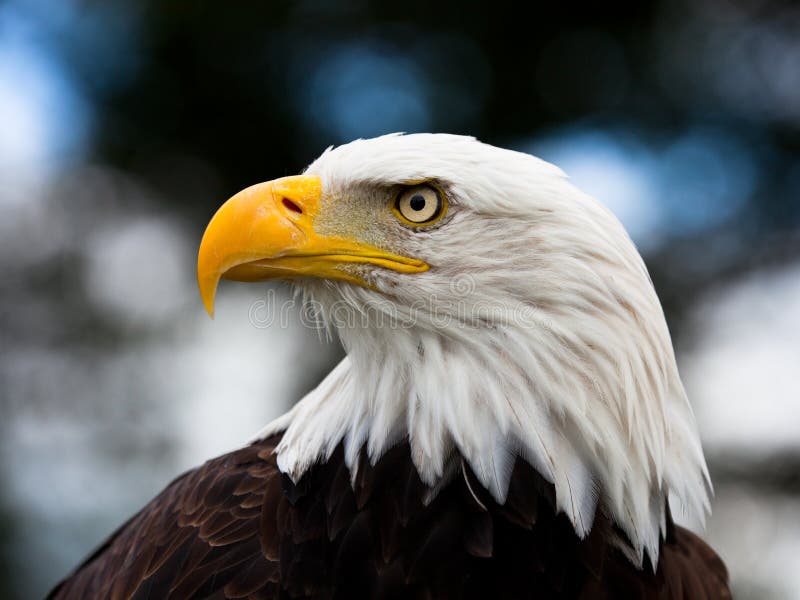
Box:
197 133 711 565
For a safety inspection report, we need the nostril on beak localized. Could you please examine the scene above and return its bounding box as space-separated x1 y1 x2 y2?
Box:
282 198 303 214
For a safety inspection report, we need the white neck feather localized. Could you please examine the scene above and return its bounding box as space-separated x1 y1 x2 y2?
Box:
258 263 710 567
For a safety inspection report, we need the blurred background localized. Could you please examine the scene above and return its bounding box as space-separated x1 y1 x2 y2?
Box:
1 0 798 597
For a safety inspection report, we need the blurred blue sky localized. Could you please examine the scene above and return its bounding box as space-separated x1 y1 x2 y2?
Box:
525 123 758 249
0 6 87 172
0 2 771 252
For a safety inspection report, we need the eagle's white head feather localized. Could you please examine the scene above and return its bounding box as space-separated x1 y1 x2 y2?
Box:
254 133 711 566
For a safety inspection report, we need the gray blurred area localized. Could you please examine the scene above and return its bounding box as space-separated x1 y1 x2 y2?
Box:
1 0 799 598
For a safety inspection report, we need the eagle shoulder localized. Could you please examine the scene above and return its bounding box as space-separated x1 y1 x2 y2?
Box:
48 434 285 599
48 433 730 599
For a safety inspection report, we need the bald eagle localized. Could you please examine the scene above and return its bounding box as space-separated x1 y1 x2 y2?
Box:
50 134 730 599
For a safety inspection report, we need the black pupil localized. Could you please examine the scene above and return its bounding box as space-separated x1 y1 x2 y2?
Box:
409 194 427 212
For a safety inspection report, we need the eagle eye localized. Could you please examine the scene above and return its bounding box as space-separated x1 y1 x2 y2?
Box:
393 184 446 226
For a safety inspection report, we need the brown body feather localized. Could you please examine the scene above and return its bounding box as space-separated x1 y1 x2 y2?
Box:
49 434 730 599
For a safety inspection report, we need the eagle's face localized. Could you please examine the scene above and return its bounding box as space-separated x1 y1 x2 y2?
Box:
199 134 626 335
197 133 710 566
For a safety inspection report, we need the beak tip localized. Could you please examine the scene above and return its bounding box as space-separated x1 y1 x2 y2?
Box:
198 271 219 320
201 294 216 319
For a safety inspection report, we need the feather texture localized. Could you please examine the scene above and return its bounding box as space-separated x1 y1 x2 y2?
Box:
49 433 730 599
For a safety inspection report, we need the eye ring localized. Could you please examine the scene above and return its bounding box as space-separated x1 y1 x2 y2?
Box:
393 184 447 227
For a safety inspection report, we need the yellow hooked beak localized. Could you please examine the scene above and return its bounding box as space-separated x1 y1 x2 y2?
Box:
197 175 428 317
